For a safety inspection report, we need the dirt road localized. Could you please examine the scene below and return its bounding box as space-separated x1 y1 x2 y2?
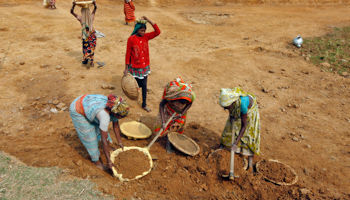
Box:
0 0 349 199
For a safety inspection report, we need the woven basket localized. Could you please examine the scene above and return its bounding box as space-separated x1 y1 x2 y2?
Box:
110 147 153 182
121 74 139 100
73 0 94 8
168 132 200 156
120 121 152 140
256 159 298 186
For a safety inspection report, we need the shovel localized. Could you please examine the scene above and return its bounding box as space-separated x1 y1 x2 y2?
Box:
146 112 176 150
222 121 240 180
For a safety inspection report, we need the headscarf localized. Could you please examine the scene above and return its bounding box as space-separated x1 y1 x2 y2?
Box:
81 7 93 40
163 77 196 103
106 94 130 117
131 19 147 36
219 87 249 119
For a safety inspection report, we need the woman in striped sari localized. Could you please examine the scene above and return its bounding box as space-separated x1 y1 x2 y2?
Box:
69 94 129 171
124 0 136 25
154 77 195 154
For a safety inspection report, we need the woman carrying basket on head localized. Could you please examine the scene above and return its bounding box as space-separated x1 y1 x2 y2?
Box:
124 16 161 112
71 1 97 67
218 87 261 172
154 77 195 154
69 94 129 171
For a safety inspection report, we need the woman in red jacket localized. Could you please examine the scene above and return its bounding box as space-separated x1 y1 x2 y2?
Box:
124 16 161 112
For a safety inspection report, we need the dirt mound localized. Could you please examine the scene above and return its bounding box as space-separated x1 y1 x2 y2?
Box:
114 149 151 179
258 159 296 184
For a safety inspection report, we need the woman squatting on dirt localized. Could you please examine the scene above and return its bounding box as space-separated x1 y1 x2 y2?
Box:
69 94 129 171
219 87 261 171
154 77 196 154
71 1 97 67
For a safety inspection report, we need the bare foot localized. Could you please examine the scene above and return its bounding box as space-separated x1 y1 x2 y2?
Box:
94 161 108 171
142 106 151 112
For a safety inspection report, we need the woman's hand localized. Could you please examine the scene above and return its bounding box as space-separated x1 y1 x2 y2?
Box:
231 144 237 152
123 69 128 76
107 161 115 170
119 143 124 151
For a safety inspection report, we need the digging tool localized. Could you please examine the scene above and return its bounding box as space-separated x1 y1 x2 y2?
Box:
146 112 176 150
222 120 240 180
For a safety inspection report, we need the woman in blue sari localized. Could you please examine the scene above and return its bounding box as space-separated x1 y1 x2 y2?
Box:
69 94 129 171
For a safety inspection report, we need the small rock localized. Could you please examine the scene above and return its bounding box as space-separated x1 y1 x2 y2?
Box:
49 128 55 133
75 160 83 166
108 84 116 89
102 188 108 193
52 100 59 105
305 57 310 61
20 61 25 65
342 72 348 76
34 97 40 100
303 168 309 176
197 166 206 174
268 70 275 73
50 108 58 114
56 65 62 70
320 62 330 68
61 107 68 111
262 88 268 93
189 122 200 129
300 188 311 195
40 64 49 68
200 183 208 191
292 137 299 142
290 132 296 136
150 154 158 160
101 84 108 89
306 144 311 148
56 103 66 110
300 134 304 139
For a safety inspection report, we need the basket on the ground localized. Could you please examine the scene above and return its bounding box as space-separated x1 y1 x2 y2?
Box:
168 132 200 156
121 74 139 100
120 121 152 140
256 159 298 186
73 0 94 8
110 147 153 182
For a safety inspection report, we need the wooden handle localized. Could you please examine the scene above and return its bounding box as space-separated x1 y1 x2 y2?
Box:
147 112 176 150
229 121 236 175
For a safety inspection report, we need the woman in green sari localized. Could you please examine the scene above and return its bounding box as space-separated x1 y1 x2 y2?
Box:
219 87 261 171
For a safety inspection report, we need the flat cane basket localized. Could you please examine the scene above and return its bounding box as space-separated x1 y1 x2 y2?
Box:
168 132 200 156
256 159 298 186
120 121 152 140
121 73 139 100
73 0 94 8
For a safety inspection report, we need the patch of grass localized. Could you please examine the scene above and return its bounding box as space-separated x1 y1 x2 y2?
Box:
300 26 350 75
0 152 113 200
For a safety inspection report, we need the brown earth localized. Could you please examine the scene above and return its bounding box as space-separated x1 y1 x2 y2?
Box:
114 149 151 180
257 159 296 184
0 0 350 199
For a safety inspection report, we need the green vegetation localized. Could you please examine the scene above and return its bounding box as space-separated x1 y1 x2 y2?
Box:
300 26 350 75
0 152 113 200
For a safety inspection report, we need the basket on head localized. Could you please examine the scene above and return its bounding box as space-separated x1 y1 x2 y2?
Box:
256 159 298 186
73 0 94 8
120 121 152 140
168 132 200 156
121 73 139 100
110 146 153 182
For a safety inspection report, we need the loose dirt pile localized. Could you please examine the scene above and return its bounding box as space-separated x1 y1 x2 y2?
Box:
114 149 151 179
258 160 296 184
